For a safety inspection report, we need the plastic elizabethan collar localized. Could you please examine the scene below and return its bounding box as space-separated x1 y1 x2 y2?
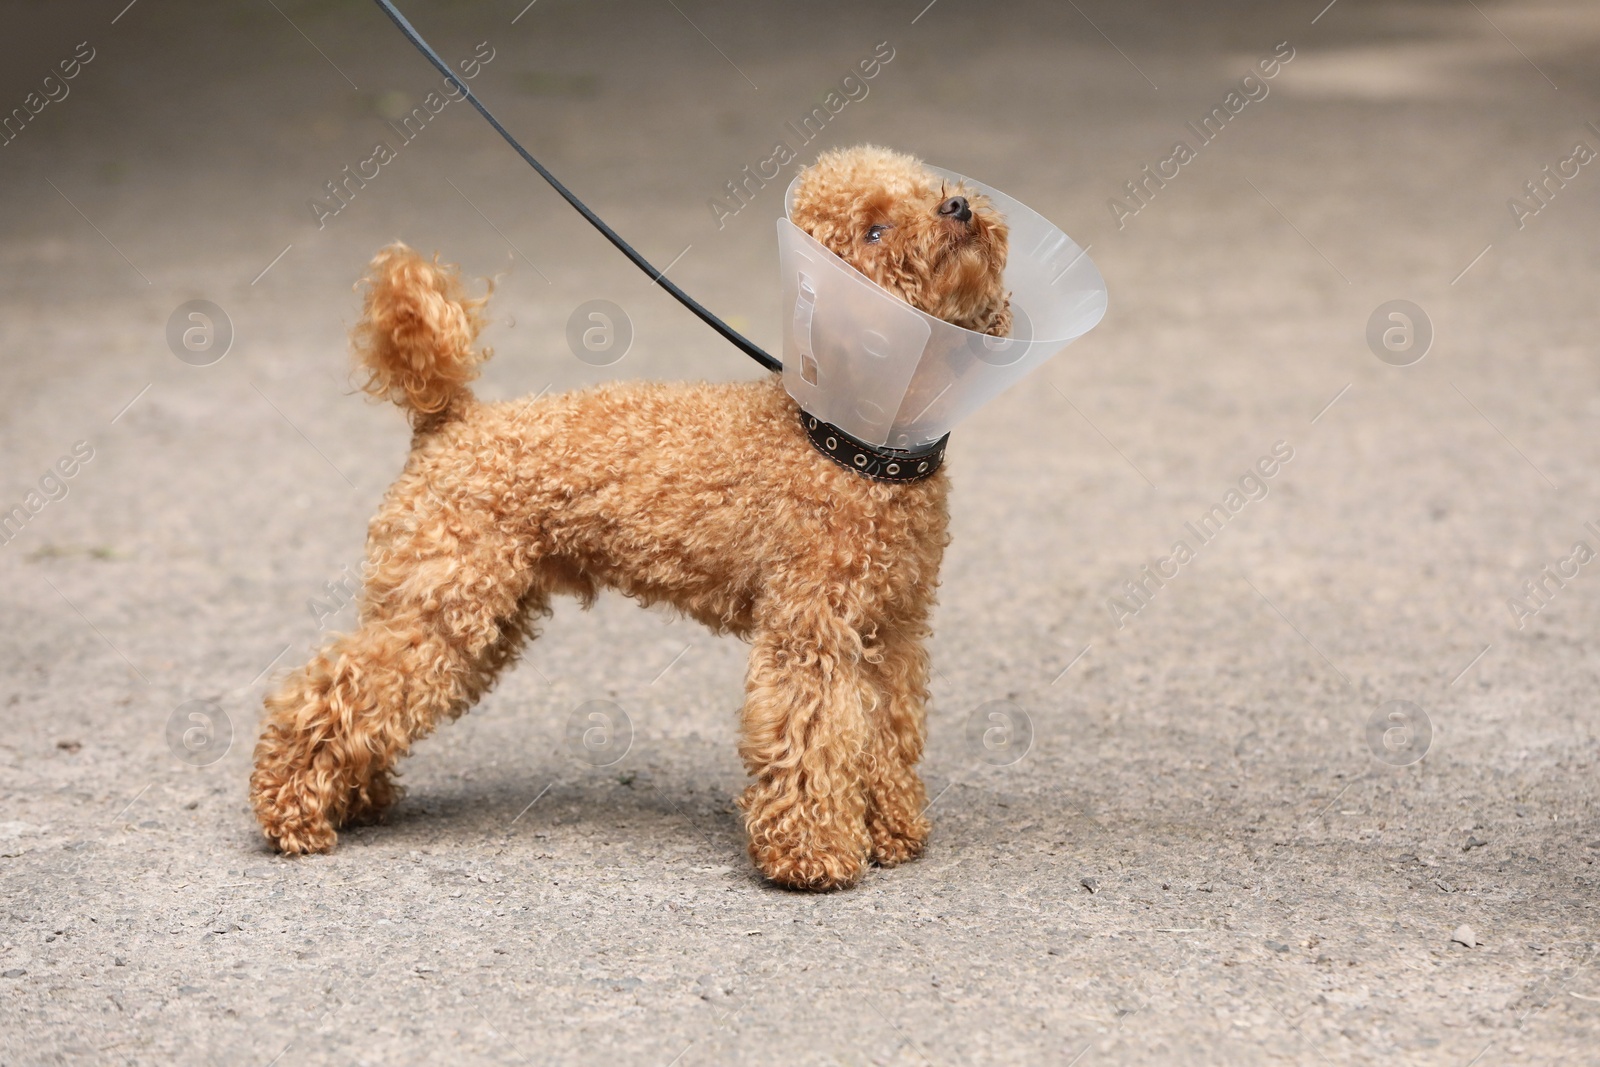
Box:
777 165 1108 451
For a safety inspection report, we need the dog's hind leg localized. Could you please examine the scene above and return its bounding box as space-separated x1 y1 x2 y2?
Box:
861 619 932 867
737 597 876 890
250 493 544 854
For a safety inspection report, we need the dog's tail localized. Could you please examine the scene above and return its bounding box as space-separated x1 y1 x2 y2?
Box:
351 243 492 423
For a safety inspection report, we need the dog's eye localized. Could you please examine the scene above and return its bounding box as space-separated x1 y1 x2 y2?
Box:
865 224 886 244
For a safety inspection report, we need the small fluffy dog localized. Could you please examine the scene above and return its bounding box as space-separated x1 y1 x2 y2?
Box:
250 145 1011 890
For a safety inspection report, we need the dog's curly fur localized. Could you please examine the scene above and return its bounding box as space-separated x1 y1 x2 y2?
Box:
790 145 1010 337
250 146 1011 890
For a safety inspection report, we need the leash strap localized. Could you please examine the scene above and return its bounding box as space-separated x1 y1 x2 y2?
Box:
371 0 783 373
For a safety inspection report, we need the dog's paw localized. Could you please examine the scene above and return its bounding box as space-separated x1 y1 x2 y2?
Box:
250 776 339 855
752 842 868 892
867 815 928 868
342 775 401 826
259 814 338 855
865 776 930 867
740 782 873 890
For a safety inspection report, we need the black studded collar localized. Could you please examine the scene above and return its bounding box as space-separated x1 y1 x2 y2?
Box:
800 411 948 483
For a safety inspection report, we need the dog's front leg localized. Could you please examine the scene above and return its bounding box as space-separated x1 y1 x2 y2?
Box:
861 619 932 867
737 606 875 890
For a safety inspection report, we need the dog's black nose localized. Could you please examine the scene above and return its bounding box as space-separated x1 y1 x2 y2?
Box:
938 195 972 223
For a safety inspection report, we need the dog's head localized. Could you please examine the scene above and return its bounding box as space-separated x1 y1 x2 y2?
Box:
789 145 1011 337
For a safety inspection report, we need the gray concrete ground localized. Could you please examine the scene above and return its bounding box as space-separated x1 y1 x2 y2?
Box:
2 0 1599 1063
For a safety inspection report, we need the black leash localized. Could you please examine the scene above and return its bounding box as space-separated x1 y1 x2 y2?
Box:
371 0 783 373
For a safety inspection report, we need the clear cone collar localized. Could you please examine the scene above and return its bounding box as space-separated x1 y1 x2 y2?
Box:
778 164 1108 450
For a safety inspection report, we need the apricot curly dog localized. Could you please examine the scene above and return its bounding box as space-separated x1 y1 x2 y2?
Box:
250 145 1011 890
